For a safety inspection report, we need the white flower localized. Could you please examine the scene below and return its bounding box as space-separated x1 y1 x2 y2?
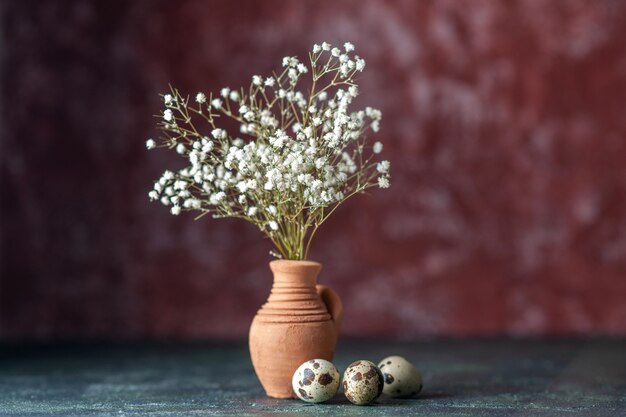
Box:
212 128 227 140
145 139 156 150
252 75 263 86
148 190 158 200
247 206 258 216
297 63 308 74
176 143 186 154
163 94 173 105
174 180 186 190
202 140 214 153
331 47 340 57
229 90 240 101
269 221 279 231
321 42 331 51
267 205 277 215
184 198 201 209
377 160 390 173
312 44 321 53
371 120 380 132
373 141 383 154
195 92 206 103
211 191 226 204
355 58 365 71
264 77 275 87
378 176 390 189
170 205 181 215
163 109 173 122
220 87 230 98
211 98 223 109
236 181 248 193
365 107 382 119
344 42 355 52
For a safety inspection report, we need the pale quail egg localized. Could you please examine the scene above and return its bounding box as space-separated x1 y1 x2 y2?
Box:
378 355 423 398
342 360 384 405
292 359 340 403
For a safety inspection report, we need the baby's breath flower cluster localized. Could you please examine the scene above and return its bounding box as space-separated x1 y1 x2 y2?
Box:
147 42 390 260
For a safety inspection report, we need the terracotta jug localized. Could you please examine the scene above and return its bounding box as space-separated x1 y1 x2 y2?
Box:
249 260 343 398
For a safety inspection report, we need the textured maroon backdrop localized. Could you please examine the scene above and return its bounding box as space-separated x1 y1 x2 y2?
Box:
2 0 626 340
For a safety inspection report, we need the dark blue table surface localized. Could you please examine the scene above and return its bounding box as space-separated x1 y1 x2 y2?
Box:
1 338 625 416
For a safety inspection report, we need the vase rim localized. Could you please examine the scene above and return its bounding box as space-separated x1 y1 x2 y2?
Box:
269 259 322 271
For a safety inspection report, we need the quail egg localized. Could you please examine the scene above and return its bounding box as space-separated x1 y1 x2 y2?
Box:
378 355 423 398
292 359 340 403
342 360 384 405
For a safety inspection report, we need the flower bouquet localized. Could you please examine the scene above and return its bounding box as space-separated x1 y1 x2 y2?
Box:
146 41 389 397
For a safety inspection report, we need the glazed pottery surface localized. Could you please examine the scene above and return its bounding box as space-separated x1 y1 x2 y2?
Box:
249 260 343 398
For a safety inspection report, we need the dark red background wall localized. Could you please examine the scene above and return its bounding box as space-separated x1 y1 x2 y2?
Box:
2 0 626 340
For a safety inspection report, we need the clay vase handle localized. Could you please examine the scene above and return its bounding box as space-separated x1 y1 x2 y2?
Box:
316 285 343 337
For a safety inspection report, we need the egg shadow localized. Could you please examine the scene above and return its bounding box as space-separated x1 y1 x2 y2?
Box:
376 389 456 405
321 390 454 407
324 395 356 405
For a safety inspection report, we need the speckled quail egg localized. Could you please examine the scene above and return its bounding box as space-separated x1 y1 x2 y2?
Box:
342 360 384 405
292 359 340 403
378 355 423 398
